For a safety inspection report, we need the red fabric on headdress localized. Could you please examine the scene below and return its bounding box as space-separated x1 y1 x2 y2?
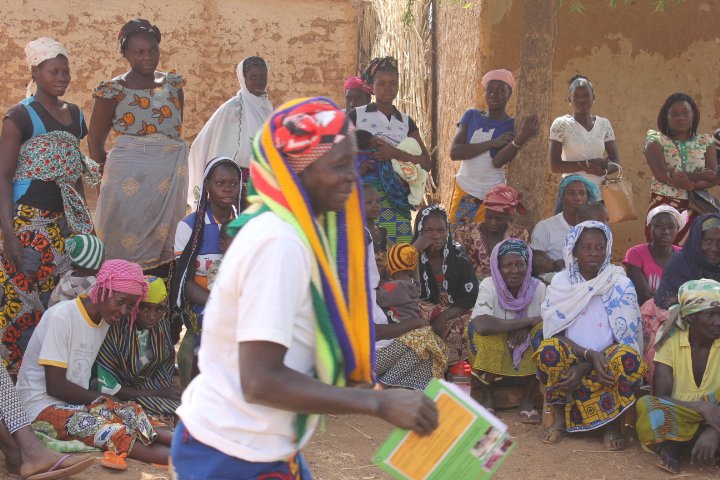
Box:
484 184 527 215
272 100 354 174
90 259 148 322
343 76 373 95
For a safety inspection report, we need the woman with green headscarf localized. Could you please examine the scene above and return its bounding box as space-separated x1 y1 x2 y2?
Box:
94 276 181 421
636 278 720 475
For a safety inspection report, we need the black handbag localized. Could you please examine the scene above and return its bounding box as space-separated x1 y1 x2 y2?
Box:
688 189 720 214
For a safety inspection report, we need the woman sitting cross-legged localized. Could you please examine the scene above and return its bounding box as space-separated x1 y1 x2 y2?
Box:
15 260 172 467
636 278 720 475
467 239 545 423
94 276 182 424
534 221 646 450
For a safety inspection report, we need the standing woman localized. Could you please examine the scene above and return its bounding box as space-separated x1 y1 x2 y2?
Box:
549 75 620 188
186 56 272 208
0 38 98 374
449 69 538 231
171 157 240 386
644 92 717 242
348 56 431 245
88 19 188 274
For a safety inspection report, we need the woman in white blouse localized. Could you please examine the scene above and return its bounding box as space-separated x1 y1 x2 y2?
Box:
548 75 621 188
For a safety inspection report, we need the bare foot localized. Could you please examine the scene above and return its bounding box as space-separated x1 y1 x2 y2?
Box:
602 422 626 451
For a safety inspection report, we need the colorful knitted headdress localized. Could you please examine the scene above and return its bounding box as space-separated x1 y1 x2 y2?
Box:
226 97 375 389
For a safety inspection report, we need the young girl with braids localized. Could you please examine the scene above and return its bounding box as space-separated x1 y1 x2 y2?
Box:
171 157 241 386
348 56 431 245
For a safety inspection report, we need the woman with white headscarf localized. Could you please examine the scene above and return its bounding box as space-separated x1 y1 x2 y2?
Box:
186 56 272 208
623 205 686 305
0 37 98 374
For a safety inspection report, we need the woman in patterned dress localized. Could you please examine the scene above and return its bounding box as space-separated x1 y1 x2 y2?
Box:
644 92 717 242
348 56 431 245
535 221 646 450
88 19 188 274
0 37 97 375
454 184 529 282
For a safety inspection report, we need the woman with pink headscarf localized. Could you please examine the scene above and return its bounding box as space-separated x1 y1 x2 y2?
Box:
449 69 539 231
15 260 172 468
343 76 372 112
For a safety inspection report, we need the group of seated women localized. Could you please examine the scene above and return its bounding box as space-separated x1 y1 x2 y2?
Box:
366 177 720 473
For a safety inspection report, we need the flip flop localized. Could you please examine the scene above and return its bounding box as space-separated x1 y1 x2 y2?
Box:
25 454 95 480
656 453 680 475
100 451 128 471
519 409 541 424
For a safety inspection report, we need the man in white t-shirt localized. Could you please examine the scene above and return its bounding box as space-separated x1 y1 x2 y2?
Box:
171 98 437 479
531 175 598 275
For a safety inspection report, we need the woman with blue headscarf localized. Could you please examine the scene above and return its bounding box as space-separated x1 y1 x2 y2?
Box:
534 221 646 450
530 175 599 275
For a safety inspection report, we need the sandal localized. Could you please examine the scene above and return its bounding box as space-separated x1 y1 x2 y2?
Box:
519 409 541 424
25 454 95 480
100 451 128 471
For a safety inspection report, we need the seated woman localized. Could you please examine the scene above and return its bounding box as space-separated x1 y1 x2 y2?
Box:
454 184 529 282
636 279 720 474
95 276 181 423
0 347 94 479
644 92 716 243
15 260 171 466
171 157 241 386
413 205 479 366
374 243 447 390
624 205 683 306
467 239 545 423
530 175 599 275
655 213 720 310
535 221 646 450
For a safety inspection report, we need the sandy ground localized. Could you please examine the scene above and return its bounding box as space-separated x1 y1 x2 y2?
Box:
2 410 719 480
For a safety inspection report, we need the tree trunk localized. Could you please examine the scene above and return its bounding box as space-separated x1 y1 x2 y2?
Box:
506 0 557 229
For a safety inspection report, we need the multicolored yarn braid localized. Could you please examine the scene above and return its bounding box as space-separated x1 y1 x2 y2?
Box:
226 97 375 392
90 259 147 323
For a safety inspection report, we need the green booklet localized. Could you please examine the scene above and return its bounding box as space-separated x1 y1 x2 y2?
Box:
373 379 515 480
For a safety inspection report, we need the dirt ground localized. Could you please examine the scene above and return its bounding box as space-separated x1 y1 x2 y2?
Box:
2 410 719 480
